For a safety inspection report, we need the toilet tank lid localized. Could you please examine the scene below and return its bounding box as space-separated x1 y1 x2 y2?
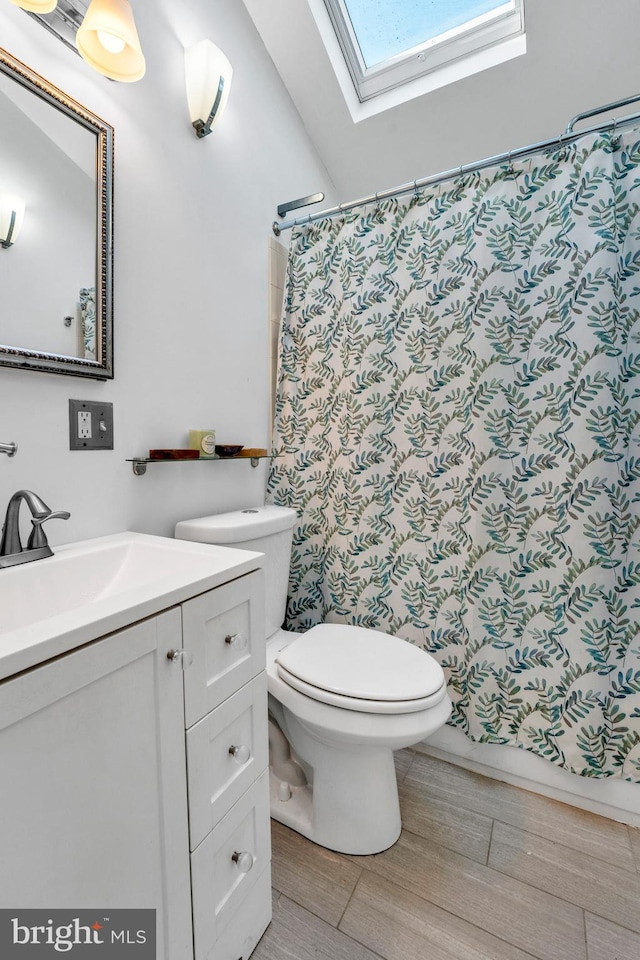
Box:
175 505 297 544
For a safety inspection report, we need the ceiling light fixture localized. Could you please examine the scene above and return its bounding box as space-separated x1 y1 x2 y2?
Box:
185 39 233 139
75 0 145 82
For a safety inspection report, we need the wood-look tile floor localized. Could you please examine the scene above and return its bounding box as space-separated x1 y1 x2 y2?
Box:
253 750 640 960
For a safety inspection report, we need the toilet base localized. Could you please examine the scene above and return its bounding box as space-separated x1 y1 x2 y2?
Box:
268 764 401 855
267 719 402 855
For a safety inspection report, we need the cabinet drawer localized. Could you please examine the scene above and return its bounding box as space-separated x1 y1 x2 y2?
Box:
204 868 271 960
182 572 265 727
186 674 268 851
191 771 271 960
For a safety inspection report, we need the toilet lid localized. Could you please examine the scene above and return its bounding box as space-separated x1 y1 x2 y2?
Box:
275 624 446 713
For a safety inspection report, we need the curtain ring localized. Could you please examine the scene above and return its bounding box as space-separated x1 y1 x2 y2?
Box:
611 115 621 150
506 150 514 176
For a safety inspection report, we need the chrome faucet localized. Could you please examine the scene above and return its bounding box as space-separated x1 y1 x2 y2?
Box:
0 490 70 569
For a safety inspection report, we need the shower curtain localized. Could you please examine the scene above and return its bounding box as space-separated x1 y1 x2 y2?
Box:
267 127 640 781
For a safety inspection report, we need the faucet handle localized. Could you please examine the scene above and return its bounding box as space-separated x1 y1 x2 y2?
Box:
27 510 71 549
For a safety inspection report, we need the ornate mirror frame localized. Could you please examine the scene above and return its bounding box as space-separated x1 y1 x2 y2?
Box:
0 46 114 379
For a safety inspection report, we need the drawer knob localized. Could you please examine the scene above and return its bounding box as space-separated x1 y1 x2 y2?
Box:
166 649 193 669
225 633 248 651
229 744 251 764
231 850 254 874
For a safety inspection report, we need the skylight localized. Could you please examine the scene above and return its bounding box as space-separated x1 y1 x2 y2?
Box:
322 0 525 105
343 0 509 67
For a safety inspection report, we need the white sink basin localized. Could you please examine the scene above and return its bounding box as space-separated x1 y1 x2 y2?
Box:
0 532 263 681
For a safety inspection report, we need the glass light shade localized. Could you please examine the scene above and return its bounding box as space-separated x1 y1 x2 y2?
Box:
0 195 26 248
97 30 126 54
9 0 58 12
76 0 145 82
185 39 233 137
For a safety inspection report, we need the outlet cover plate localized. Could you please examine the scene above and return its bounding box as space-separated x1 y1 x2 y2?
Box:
69 399 114 450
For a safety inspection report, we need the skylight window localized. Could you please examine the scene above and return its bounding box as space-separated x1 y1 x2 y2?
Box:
343 0 509 67
322 0 525 104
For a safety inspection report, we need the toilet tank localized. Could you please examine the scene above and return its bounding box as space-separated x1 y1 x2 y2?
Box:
175 505 297 638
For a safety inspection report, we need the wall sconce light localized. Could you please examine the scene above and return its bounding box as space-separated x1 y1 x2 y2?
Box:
10 0 58 12
185 39 233 139
75 0 145 82
0 194 26 249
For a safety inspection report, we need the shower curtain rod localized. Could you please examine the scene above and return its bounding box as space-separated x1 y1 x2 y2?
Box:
272 92 640 236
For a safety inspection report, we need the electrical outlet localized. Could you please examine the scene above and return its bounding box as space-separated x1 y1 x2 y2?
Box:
78 411 92 439
69 399 114 451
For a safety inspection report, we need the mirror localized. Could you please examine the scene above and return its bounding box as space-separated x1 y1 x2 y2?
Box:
0 46 113 379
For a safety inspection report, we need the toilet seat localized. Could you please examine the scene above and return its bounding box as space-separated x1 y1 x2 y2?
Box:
275 623 446 714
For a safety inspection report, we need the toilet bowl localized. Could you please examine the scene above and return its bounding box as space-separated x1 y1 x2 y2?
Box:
175 505 452 855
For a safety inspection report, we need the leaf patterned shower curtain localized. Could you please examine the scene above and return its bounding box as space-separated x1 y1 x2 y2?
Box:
267 128 640 781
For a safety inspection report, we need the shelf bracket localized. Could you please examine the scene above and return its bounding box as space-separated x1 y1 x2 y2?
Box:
132 459 147 476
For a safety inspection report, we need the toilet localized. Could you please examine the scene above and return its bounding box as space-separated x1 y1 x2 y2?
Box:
175 505 451 855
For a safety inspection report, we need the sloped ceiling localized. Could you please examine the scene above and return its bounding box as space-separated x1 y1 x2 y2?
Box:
243 0 640 204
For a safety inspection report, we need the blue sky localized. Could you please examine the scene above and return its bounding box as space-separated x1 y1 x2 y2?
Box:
342 0 507 66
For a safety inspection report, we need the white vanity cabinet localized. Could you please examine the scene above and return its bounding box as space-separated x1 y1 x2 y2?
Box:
0 557 270 960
